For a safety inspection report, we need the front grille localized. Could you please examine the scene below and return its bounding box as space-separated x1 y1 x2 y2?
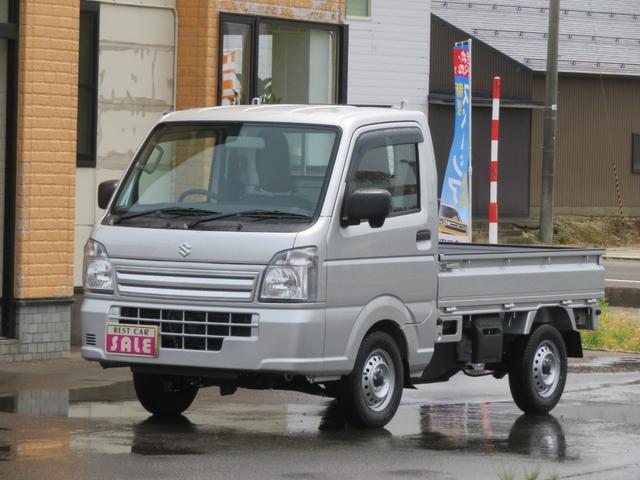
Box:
85 333 97 346
110 307 257 352
115 266 259 302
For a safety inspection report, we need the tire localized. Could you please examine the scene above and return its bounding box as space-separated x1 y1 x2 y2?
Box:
338 331 404 428
133 373 198 417
508 325 568 414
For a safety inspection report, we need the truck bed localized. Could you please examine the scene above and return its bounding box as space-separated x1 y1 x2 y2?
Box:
437 243 605 311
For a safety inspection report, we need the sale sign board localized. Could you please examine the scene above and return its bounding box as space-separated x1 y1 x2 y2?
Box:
106 324 158 357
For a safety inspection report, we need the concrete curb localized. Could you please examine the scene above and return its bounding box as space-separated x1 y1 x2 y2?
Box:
605 256 640 262
605 249 640 262
605 287 640 308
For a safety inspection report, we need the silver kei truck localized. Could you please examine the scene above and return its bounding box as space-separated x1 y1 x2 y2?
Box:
81 105 605 428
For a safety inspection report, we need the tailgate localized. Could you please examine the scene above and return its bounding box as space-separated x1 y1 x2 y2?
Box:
437 248 605 310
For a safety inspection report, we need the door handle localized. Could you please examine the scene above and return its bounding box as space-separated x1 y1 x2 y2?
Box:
416 230 431 242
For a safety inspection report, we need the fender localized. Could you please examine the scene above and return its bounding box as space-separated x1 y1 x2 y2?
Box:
342 295 415 372
504 306 576 335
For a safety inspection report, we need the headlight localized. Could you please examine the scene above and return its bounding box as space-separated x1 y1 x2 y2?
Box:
83 239 114 293
260 247 318 302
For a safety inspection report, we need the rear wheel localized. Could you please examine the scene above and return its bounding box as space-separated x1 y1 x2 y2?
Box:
338 331 404 428
508 325 567 414
133 373 198 417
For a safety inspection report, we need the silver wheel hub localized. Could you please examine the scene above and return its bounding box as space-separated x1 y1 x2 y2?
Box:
361 349 395 412
532 341 560 398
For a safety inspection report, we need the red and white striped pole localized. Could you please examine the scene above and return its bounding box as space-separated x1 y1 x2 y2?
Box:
489 76 501 244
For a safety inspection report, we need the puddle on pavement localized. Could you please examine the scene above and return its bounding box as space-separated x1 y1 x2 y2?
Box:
1 380 638 465
59 400 576 461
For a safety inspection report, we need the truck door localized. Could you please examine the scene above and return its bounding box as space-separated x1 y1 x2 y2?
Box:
324 124 439 365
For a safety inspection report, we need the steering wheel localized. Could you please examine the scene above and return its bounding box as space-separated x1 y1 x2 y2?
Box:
178 189 221 203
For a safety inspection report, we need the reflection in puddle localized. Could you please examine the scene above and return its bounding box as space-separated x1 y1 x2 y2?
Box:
131 416 202 455
67 399 569 462
416 404 569 460
0 381 136 417
0 444 11 462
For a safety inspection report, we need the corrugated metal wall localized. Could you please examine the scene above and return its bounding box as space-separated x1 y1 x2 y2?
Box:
430 15 533 99
430 104 531 217
530 75 640 214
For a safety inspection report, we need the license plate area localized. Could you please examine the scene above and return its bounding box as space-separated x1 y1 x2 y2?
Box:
106 323 159 357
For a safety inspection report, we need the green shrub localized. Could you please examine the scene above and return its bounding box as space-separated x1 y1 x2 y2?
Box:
581 300 640 352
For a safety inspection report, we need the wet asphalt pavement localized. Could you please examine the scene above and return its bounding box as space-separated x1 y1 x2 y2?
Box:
1 355 640 480
605 261 640 289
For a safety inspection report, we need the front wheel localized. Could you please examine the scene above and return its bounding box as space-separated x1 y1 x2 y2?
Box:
338 331 404 428
508 325 568 414
133 373 198 417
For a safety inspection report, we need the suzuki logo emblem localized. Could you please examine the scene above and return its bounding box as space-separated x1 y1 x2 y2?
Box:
178 242 192 257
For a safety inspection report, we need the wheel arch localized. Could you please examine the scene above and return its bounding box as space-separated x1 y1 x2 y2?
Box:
343 296 415 386
532 307 576 331
531 307 582 358
508 307 582 358
504 306 576 335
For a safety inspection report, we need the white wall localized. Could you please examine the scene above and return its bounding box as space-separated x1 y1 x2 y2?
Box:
74 1 176 286
346 0 430 113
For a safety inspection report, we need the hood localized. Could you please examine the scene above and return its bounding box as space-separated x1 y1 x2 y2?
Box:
91 224 298 265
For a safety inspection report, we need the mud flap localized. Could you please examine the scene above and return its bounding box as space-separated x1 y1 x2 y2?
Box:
562 330 583 358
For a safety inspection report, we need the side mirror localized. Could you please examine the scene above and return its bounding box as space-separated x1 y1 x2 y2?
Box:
343 188 391 228
98 180 119 210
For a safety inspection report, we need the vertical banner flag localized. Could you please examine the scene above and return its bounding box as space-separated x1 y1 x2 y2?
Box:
439 40 472 243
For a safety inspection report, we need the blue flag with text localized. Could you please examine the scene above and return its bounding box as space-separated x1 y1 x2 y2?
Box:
439 41 472 243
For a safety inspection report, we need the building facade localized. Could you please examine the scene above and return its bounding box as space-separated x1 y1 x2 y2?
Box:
346 0 430 114
0 0 431 361
431 0 640 218
0 0 78 362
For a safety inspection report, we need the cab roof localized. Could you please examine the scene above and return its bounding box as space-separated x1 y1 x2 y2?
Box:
161 104 426 129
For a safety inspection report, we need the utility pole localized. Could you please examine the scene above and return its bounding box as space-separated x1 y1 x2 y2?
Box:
539 0 560 244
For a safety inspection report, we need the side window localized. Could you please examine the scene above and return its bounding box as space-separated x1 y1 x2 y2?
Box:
349 136 420 215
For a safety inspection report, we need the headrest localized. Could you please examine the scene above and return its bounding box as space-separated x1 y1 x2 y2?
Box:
256 130 292 193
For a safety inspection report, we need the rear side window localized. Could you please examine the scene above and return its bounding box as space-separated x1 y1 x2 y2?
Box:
349 128 421 214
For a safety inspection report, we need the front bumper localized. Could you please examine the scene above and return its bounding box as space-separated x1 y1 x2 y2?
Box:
81 297 329 375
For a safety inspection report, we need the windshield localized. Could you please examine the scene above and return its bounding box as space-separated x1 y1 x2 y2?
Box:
109 123 339 231
441 205 461 222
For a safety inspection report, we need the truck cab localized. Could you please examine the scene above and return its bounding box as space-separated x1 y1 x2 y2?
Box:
82 105 604 428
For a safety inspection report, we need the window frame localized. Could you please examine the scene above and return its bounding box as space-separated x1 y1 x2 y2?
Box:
76 1 100 168
345 0 371 19
346 126 423 219
217 13 348 106
1 0 19 338
633 133 640 174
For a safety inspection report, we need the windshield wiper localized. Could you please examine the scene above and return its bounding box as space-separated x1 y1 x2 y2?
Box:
187 210 312 229
113 207 220 224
